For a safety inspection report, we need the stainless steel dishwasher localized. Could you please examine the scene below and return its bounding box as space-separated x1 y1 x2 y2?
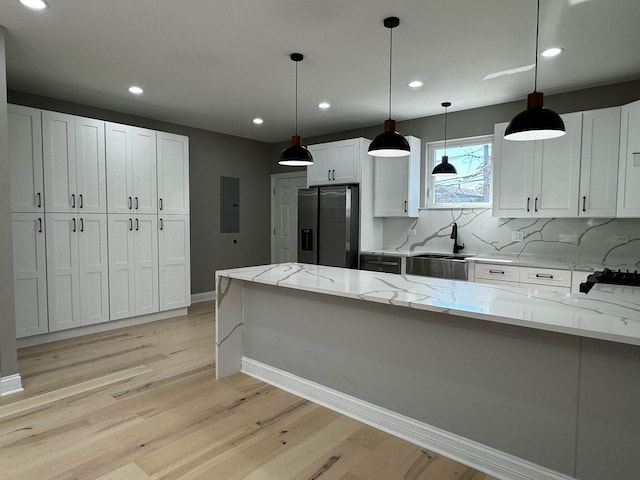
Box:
359 254 402 274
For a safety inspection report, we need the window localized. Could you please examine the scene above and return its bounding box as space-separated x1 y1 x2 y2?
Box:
426 135 492 208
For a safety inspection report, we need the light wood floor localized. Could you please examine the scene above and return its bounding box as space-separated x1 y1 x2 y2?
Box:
0 301 497 480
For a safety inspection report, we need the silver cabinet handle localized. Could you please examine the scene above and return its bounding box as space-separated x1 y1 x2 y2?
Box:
159 198 163 211
534 197 538 212
129 218 133 231
526 197 530 212
160 218 164 231
38 217 42 233
328 170 331 181
37 192 42 208
404 200 407 213
489 269 505 275
135 218 139 231
135 197 139 210
332 169 336 181
535 273 554 279
128 196 132 210
72 217 76 232
71 193 76 208
79 194 83 208
582 196 586 212
80 217 84 232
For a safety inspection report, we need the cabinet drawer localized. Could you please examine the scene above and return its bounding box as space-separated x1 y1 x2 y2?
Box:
519 267 571 287
473 263 520 282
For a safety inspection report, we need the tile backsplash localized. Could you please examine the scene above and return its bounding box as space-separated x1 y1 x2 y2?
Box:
383 209 640 269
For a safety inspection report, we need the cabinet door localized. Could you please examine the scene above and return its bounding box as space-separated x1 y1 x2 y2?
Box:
106 123 133 214
75 117 107 213
46 214 81 331
332 139 361 184
374 155 409 216
157 132 189 214
78 214 109 326
133 215 159 315
12 213 48 337
579 107 621 217
131 128 157 214
43 111 77 213
108 214 136 320
159 215 191 311
492 123 536 217
8 105 44 213
617 99 640 217
307 143 332 186
533 112 582 217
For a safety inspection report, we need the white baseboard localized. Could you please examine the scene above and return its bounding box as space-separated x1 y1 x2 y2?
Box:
0 374 24 396
242 357 574 480
191 291 216 303
17 308 188 348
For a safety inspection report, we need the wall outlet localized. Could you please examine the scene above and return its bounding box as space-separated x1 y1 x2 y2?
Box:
613 235 629 243
408 229 417 236
512 231 524 242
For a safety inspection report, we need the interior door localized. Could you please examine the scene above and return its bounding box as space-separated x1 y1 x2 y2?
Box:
272 174 307 263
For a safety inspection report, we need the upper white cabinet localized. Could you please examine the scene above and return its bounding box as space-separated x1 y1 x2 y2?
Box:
8 105 44 213
157 132 190 215
493 112 582 218
106 123 157 214
373 136 421 217
159 214 191 311
46 213 110 332
307 138 365 186
42 111 107 213
617 99 640 217
578 107 621 217
12 213 48 338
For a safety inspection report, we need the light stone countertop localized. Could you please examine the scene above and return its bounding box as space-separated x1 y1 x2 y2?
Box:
216 262 640 347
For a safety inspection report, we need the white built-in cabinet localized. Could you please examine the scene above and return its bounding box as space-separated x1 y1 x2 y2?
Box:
157 132 190 214
472 263 573 293
46 213 110 331
493 112 583 218
105 123 157 214
373 136 421 217
107 215 159 320
43 111 107 213
307 138 364 186
159 215 191 311
617 99 640 217
578 107 621 217
8 105 44 213
11 213 48 338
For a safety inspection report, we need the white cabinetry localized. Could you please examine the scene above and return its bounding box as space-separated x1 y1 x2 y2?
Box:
493 113 582 218
9 105 44 213
46 213 110 332
473 263 571 293
42 111 107 213
12 213 48 337
579 107 621 217
617 99 640 217
157 132 189 215
307 138 364 186
159 215 191 311
108 214 159 320
373 136 420 217
106 123 157 214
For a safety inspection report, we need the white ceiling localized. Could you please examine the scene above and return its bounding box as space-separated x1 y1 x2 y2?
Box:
3 0 640 143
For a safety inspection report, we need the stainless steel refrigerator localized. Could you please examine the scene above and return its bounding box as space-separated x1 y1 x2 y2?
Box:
298 185 359 268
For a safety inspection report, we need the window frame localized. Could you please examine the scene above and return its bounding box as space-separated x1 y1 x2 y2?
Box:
423 134 493 210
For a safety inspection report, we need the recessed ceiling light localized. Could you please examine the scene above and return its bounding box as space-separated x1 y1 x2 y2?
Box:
252 118 264 125
128 86 144 95
408 81 423 88
19 0 49 10
318 102 331 110
541 47 564 58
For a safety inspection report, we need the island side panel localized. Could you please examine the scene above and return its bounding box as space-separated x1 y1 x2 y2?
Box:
242 282 581 477
215 275 244 379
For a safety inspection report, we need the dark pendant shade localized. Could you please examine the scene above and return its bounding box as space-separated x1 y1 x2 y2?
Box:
432 155 457 176
279 135 314 166
505 92 566 141
368 119 410 157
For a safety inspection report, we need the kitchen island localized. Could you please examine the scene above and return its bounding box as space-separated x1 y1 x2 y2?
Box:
215 263 640 480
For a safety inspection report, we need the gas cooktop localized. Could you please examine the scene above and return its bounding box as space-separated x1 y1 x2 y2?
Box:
579 268 640 294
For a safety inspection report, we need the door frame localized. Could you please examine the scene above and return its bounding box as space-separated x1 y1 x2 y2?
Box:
270 171 307 263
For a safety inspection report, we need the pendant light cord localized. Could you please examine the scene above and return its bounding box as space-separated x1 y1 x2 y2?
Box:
295 59 299 136
444 105 448 155
388 25 393 119
534 0 540 92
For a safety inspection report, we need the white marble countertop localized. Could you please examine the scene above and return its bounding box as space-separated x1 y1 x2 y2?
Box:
216 262 640 347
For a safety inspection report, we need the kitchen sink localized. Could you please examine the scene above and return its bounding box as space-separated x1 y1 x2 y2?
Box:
406 253 474 280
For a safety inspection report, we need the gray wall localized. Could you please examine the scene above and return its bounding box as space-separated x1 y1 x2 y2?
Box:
269 79 640 173
0 27 18 378
8 91 274 295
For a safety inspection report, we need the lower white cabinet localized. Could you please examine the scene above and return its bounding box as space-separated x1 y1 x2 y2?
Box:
159 215 191 311
12 213 48 337
108 214 159 320
46 213 110 332
472 262 571 293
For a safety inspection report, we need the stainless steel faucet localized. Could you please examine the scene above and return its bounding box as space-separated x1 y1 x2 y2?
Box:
450 222 465 254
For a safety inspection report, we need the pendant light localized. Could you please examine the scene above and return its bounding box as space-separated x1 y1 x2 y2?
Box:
279 53 314 166
432 102 457 176
504 0 565 141
368 17 410 157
